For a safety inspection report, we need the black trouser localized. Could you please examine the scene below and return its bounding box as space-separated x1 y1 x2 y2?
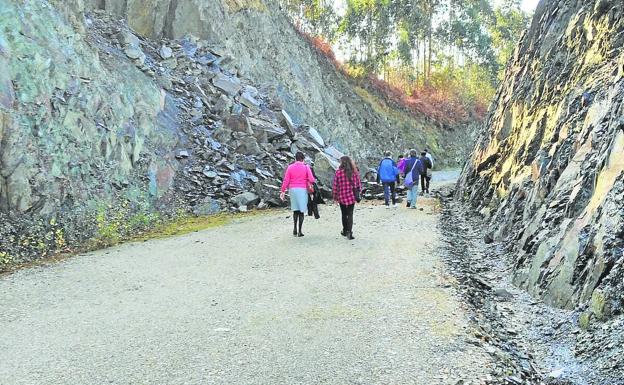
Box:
307 195 320 219
382 182 396 205
420 174 431 192
340 204 355 233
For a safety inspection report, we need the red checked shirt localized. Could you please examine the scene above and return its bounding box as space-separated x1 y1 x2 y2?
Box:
332 169 362 205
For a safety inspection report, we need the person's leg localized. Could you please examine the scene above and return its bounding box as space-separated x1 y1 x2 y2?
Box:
312 202 320 219
420 174 426 192
426 176 431 193
406 188 412 207
340 204 348 236
390 182 396 205
292 211 299 235
411 186 419 208
383 182 390 206
346 204 355 239
297 211 305 236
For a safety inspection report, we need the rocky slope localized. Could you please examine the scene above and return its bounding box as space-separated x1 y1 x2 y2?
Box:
458 0 623 326
0 0 339 268
0 0 473 269
75 0 473 163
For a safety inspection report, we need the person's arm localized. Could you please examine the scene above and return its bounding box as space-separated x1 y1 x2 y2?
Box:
280 167 291 192
280 166 291 200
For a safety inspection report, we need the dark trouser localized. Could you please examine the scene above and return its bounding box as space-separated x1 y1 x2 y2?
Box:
307 195 320 219
340 204 355 233
420 174 431 193
382 182 396 205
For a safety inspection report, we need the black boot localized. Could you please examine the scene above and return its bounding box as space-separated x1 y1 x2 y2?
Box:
346 231 354 240
292 211 299 236
297 212 305 237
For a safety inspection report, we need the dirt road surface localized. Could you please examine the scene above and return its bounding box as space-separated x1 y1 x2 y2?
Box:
0 178 492 385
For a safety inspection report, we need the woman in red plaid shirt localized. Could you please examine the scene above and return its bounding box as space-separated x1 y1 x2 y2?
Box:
332 156 362 240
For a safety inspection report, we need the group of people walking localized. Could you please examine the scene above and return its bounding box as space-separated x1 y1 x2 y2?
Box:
378 149 434 209
280 149 434 240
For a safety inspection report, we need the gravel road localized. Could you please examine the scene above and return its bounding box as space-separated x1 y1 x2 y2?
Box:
0 187 490 385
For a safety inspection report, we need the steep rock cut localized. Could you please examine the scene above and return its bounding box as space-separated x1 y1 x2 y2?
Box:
0 0 180 266
1 0 476 269
458 0 624 320
0 0 336 267
77 0 472 162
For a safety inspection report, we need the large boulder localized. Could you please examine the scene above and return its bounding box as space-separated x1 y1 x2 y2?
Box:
232 191 260 207
313 152 339 187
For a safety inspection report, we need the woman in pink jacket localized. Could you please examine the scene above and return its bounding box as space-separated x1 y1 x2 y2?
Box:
280 152 315 237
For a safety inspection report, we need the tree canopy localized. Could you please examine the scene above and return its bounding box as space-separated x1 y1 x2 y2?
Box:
280 0 530 123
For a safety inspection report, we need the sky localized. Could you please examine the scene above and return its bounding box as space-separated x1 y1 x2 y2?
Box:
521 0 540 13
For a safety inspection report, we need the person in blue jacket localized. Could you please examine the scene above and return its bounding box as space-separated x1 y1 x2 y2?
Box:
402 149 424 208
376 151 400 208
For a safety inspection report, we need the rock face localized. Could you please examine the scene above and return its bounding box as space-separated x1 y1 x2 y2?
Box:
458 0 624 318
0 0 179 266
0 0 340 268
75 0 472 163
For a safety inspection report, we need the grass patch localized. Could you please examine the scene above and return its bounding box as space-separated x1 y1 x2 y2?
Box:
1 209 273 276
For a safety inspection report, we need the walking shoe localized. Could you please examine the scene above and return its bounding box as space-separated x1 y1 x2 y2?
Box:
385 205 390 209
392 203 398 208
340 230 347 237
346 232 355 240
406 202 411 208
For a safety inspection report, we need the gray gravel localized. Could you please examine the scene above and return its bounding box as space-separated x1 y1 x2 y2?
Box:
0 194 490 385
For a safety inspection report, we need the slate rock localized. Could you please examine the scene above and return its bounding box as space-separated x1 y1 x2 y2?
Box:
225 115 252 134
279 109 296 137
240 91 260 113
119 30 140 48
193 197 221 215
306 126 325 147
212 72 242 96
232 192 260 207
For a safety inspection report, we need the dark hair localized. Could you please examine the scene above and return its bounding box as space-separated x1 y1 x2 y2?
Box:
384 151 391 157
295 151 305 161
410 149 417 157
339 155 354 180
421 151 426 156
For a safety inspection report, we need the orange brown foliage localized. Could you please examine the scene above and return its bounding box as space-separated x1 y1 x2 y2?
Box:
294 27 487 127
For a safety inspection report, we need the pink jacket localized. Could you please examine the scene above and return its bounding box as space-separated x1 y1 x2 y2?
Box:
281 162 315 192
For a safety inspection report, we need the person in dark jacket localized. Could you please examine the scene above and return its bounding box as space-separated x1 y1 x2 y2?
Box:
402 149 424 208
420 151 433 194
307 166 325 218
376 151 399 208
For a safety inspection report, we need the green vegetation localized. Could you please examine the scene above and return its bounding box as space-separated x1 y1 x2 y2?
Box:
281 0 530 123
